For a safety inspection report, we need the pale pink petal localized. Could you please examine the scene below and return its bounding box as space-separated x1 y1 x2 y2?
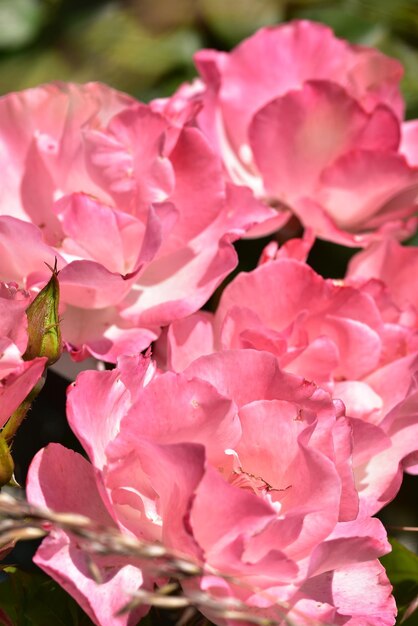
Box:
316 150 418 231
347 238 418 311
55 193 139 274
62 305 159 363
189 466 276 565
104 435 205 546
67 355 151 469
161 312 216 372
308 517 390 577
283 336 339 384
250 82 399 200
0 216 63 284
59 261 134 309
162 126 227 247
260 228 315 264
110 438 207 555
109 371 240 467
0 82 134 222
297 560 396 626
333 380 383 423
196 21 401 152
400 119 418 166
234 400 344 557
0 286 30 353
220 306 288 357
184 349 325 410
0 339 25 377
0 357 46 428
27 444 147 626
122 234 238 327
84 104 175 213
217 258 327 333
319 315 382 379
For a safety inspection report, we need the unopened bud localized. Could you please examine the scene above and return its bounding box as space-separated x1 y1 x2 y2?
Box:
23 260 62 366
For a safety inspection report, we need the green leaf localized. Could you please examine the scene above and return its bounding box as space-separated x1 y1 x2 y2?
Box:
381 538 418 625
0 568 95 626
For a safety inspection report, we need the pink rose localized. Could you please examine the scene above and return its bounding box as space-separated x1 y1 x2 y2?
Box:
27 351 396 626
346 237 418 476
168 20 418 245
0 82 266 362
158 248 418 515
0 281 46 429
347 237 418 315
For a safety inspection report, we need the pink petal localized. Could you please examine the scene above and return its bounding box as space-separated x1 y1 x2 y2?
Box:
250 81 399 200
347 238 418 311
298 560 396 625
84 104 175 213
0 286 30 353
55 193 142 274
163 126 226 246
189 465 276 562
0 357 46 428
110 370 240 467
161 312 215 372
234 400 344 556
196 21 400 153
308 517 390 577
333 381 383 423
59 260 134 308
61 302 159 363
67 355 151 469
122 233 238 327
27 444 146 626
316 150 418 232
0 216 62 284
105 435 206 549
401 119 418 166
185 350 307 409
217 258 327 333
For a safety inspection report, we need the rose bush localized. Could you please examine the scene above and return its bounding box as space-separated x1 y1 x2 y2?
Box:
157 240 418 515
0 82 269 362
0 16 415 626
27 351 396 625
162 20 418 245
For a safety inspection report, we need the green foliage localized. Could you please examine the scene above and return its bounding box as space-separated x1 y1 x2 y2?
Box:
1 0 418 109
199 0 283 46
0 0 46 49
0 567 94 626
381 538 418 625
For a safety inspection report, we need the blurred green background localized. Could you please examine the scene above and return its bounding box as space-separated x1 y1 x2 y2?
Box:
1 0 418 117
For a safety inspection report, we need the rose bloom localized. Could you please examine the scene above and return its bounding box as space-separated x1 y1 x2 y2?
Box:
346 237 418 476
27 351 395 625
0 281 46 429
159 20 418 245
157 237 418 516
0 82 268 362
